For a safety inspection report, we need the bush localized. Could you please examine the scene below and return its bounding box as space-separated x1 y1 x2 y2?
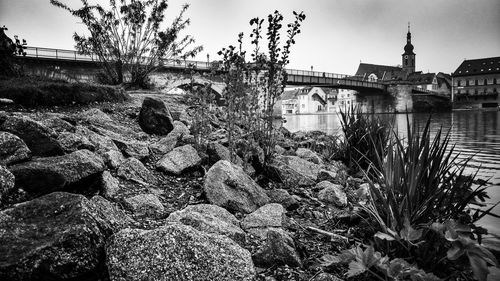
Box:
360 115 500 280
0 77 129 106
338 106 391 175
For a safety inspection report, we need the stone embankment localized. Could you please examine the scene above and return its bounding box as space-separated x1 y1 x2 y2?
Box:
0 92 369 280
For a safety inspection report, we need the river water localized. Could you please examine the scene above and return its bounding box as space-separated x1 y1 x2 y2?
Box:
283 110 500 235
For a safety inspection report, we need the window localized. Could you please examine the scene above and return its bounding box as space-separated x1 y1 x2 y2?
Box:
457 80 461 86
484 79 488 85
466 80 470 86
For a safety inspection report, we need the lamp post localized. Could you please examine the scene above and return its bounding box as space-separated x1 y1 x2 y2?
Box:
207 53 210 68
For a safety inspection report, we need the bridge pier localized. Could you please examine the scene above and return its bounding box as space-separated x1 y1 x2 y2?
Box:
387 84 413 112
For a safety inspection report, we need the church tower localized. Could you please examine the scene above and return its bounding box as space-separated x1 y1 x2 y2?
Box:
402 23 415 74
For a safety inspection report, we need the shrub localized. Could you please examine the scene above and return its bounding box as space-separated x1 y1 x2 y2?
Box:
218 11 306 166
338 106 391 175
360 115 500 280
50 0 202 87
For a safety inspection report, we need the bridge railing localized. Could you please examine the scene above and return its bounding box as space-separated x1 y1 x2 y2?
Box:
23 46 214 70
21 46 382 85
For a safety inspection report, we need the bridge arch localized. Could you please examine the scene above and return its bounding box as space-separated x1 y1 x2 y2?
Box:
165 77 226 104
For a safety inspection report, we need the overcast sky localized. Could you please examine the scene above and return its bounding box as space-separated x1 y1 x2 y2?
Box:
1 0 499 74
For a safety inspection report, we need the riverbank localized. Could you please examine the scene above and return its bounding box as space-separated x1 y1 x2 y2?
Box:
1 89 499 280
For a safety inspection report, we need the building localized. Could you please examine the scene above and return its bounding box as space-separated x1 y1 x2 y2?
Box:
354 63 405 82
281 87 335 114
297 87 328 113
281 89 299 114
407 71 451 95
402 23 416 74
452 57 500 109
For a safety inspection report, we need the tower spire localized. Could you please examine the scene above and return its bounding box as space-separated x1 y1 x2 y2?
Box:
408 22 410 33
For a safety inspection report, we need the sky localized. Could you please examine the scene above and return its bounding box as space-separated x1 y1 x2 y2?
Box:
1 0 499 75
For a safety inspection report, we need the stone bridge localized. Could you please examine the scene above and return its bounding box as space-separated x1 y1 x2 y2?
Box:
16 46 450 112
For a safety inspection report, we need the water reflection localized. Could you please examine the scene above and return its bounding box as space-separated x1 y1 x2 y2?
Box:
283 111 500 235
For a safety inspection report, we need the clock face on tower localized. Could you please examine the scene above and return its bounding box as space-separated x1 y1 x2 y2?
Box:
404 55 408 59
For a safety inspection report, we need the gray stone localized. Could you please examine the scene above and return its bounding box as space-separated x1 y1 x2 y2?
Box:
123 193 164 216
113 139 150 160
0 192 125 280
204 160 269 214
75 125 119 154
150 121 190 154
80 108 113 124
0 131 31 165
156 144 201 175
57 131 95 153
101 171 120 199
268 155 321 187
318 169 338 183
296 147 322 164
0 116 64 156
106 224 255 281
266 189 299 210
167 204 245 243
0 166 15 202
90 195 135 236
103 150 126 169
242 203 287 238
138 97 174 135
41 117 75 133
9 149 105 194
117 157 157 185
252 228 302 268
317 181 347 207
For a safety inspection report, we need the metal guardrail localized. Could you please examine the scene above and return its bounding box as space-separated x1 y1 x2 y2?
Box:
22 46 384 87
23 46 213 70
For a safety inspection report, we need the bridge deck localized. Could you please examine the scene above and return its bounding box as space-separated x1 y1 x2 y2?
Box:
21 46 385 91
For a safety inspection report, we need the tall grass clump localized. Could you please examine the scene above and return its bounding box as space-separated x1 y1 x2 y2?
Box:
338 106 391 176
359 115 500 280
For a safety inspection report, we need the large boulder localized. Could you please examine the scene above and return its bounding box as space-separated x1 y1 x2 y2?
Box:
0 116 64 156
156 144 201 175
0 192 129 280
241 203 287 238
0 131 31 165
252 228 302 268
316 181 347 207
106 223 255 281
204 160 269 214
138 97 174 135
167 204 246 243
268 155 321 187
117 157 157 185
8 149 105 195
0 165 15 202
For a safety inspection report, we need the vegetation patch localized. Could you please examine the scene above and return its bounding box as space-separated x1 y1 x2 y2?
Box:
0 76 129 106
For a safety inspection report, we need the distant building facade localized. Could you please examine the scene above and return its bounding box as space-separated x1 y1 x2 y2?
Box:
452 56 500 109
281 87 337 114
